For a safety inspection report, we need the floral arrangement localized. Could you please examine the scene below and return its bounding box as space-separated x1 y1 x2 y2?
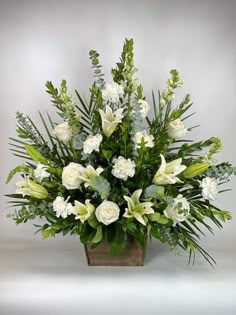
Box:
6 39 236 266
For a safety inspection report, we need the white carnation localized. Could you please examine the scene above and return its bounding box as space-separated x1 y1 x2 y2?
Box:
53 196 72 219
133 130 154 149
95 200 120 225
112 156 136 181
164 194 190 226
62 162 83 190
138 99 150 118
83 134 103 154
34 163 50 183
200 177 218 201
167 119 187 139
102 82 124 103
53 122 72 144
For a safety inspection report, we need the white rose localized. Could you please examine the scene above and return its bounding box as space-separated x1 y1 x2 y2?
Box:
95 200 120 225
83 134 103 154
138 99 150 118
112 156 136 181
62 162 83 190
102 82 124 103
167 119 187 139
200 177 218 201
132 130 154 149
34 163 50 183
53 196 73 218
164 194 190 226
53 122 72 144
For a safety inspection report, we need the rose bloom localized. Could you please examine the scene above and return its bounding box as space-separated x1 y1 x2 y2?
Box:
164 194 190 226
201 177 218 201
112 156 135 181
83 134 103 154
95 200 120 225
62 162 83 190
53 121 72 144
167 118 187 139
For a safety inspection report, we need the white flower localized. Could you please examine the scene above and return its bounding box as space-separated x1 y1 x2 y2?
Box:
71 199 95 223
167 119 187 139
153 154 186 185
78 165 104 188
62 162 83 190
83 134 103 154
200 177 218 201
112 156 136 181
53 196 73 219
102 82 124 103
34 163 50 183
95 200 120 225
15 177 48 199
138 99 150 118
132 130 154 149
53 122 72 144
99 105 124 137
123 189 154 225
164 194 190 226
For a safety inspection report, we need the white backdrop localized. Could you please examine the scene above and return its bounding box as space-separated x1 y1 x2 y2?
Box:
0 0 236 314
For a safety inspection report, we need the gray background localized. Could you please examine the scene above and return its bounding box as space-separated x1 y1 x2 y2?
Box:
0 0 236 314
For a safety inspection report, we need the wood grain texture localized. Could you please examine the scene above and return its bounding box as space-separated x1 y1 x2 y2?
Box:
84 237 146 266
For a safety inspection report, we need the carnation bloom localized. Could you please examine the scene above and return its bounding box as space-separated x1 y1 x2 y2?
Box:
99 105 124 137
164 194 190 226
83 134 103 154
112 156 136 181
152 154 186 185
200 177 218 201
132 130 154 149
123 189 154 225
71 199 95 223
34 163 50 183
52 196 73 219
102 82 124 103
78 165 104 188
95 200 120 225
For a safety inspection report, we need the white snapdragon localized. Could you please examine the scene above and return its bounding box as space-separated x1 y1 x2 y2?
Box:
200 177 218 201
34 163 50 183
95 200 120 225
83 134 103 154
112 156 135 181
138 99 150 118
53 196 73 219
164 194 190 226
62 162 83 190
53 121 72 144
102 82 124 103
132 130 154 149
167 118 187 139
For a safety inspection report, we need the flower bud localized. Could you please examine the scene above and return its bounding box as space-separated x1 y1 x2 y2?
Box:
183 163 209 179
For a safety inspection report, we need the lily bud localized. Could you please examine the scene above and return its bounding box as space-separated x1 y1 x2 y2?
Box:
183 163 209 179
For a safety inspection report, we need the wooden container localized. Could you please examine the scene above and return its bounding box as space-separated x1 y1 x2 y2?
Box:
84 237 146 266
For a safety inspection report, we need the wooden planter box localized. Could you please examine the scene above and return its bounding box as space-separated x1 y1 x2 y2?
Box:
84 237 146 266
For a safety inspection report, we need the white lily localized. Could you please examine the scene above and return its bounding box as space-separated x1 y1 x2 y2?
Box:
123 189 154 225
71 199 95 223
16 177 48 199
153 154 186 185
99 105 124 137
78 165 104 188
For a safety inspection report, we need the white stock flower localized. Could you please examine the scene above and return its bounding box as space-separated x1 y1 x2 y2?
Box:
53 122 72 144
132 130 154 149
34 163 50 183
167 119 187 139
99 105 124 137
62 162 83 190
78 165 104 188
138 99 150 118
95 200 120 225
53 196 73 219
153 154 186 185
200 177 218 201
112 156 136 181
71 199 95 223
83 134 103 154
123 189 154 225
164 194 190 226
102 82 124 103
